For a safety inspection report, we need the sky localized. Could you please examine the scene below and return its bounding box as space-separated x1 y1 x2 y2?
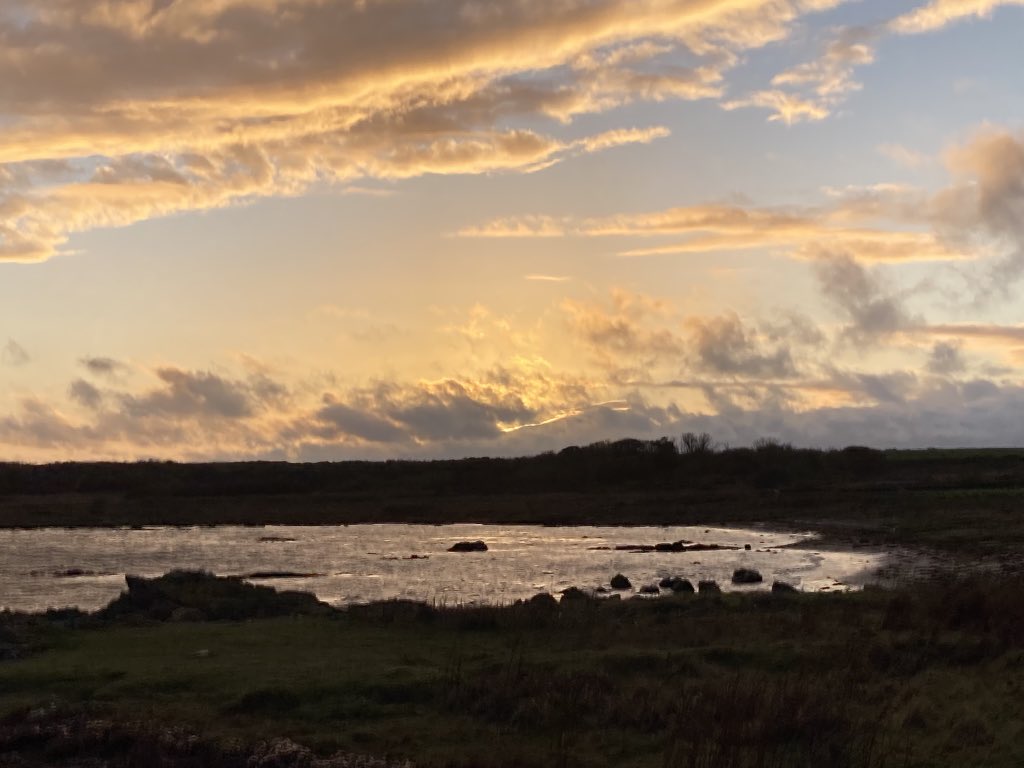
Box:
2 0 1024 462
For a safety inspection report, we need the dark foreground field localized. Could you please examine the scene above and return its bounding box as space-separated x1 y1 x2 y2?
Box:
3 443 1024 766
2 571 1023 767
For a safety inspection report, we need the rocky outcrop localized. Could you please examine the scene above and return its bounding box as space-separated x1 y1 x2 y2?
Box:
98 571 332 622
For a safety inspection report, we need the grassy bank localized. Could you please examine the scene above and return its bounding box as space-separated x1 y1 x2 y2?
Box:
2 572 1024 767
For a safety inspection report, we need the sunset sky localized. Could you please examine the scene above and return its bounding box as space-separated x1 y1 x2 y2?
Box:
2 0 1024 461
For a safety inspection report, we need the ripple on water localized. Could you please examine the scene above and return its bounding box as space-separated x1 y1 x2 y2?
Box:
0 523 887 612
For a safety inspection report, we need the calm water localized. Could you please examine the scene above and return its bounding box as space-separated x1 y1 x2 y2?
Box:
0 524 885 612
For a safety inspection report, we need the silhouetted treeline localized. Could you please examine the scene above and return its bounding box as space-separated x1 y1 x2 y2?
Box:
2 437 1024 498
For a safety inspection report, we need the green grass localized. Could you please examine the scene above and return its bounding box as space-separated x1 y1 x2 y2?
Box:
3 582 1024 767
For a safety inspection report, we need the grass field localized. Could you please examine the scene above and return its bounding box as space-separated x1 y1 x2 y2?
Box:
2 573 1024 767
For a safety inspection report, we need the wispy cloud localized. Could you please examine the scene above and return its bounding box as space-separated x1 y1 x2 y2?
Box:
525 274 571 282
1 339 30 367
0 0 845 263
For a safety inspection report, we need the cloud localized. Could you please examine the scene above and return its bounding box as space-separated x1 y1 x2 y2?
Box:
68 378 103 410
927 341 966 375
814 251 918 344
1 339 30 367
670 378 1024 449
687 313 798 378
117 367 282 421
3 327 1024 460
0 0 847 263
733 1 1024 123
918 323 1024 344
888 0 1024 35
562 289 683 368
459 193 966 264
525 274 571 282
313 399 409 445
932 128 1024 297
79 356 127 377
721 89 831 124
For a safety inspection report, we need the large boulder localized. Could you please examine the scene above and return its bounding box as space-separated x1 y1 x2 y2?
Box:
448 540 488 552
610 573 632 590
732 568 764 585
771 580 799 593
697 580 721 594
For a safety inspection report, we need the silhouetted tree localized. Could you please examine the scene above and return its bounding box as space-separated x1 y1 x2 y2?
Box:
679 432 714 454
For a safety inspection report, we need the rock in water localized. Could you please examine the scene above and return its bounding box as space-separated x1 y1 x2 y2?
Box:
610 573 632 590
732 568 764 584
447 540 488 552
771 580 799 593
697 580 721 594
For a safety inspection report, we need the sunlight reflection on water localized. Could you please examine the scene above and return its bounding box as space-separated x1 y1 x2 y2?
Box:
0 524 885 612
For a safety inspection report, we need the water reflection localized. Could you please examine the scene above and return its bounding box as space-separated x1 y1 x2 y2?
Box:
0 524 885 612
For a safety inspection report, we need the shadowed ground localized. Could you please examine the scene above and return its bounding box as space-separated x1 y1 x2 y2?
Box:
1 571 1023 767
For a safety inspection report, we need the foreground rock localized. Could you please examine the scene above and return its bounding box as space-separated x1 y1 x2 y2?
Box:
732 568 764 585
447 541 488 552
98 571 332 622
772 580 799 593
697 580 721 594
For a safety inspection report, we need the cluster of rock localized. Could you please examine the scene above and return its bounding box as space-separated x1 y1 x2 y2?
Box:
542 569 800 602
591 541 740 553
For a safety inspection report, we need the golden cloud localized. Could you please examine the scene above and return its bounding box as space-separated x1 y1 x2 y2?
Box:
0 0 851 262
